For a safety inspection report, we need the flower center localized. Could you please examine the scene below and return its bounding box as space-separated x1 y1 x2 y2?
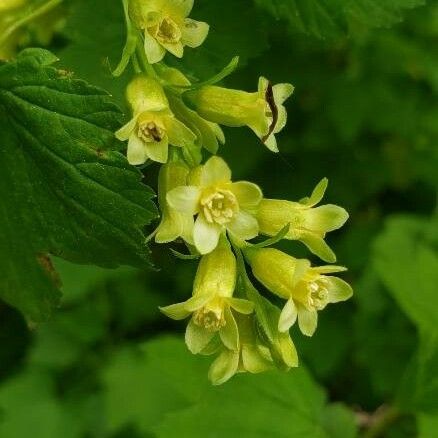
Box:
193 307 225 332
307 280 329 310
138 121 165 143
200 189 239 225
152 17 181 44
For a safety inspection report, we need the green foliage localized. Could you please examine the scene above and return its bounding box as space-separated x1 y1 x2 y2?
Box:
0 49 157 322
0 0 437 436
373 216 438 332
254 0 426 39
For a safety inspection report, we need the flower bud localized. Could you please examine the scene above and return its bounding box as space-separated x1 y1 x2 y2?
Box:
184 77 293 152
257 179 349 263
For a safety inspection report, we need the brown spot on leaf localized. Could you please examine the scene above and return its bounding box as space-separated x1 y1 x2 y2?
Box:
37 253 62 289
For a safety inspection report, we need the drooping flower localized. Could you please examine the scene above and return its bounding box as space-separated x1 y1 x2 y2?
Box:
155 64 225 154
160 237 254 353
166 156 263 254
184 77 294 152
246 248 353 337
115 75 196 164
155 162 194 244
129 0 209 64
257 178 349 262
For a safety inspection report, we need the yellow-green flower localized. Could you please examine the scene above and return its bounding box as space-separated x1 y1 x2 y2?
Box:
155 162 194 244
129 0 209 64
257 178 349 262
167 156 263 254
160 237 254 353
246 248 353 337
155 64 225 154
116 75 196 164
208 314 273 385
184 77 294 152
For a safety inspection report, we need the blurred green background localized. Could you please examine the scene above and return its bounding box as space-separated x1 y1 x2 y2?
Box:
1 0 437 436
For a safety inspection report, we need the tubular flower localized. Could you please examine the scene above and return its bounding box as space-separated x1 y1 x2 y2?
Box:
115 75 196 164
155 162 194 244
208 314 273 385
160 237 254 353
257 178 349 263
166 156 263 254
184 77 294 152
129 0 209 64
246 248 353 337
155 64 225 154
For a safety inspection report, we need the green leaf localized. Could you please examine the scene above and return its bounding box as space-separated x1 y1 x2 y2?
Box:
398 332 438 414
101 337 209 434
0 49 157 322
0 370 81 438
155 363 357 437
373 215 438 332
57 0 128 101
171 0 269 78
254 0 426 39
101 336 357 437
418 413 438 438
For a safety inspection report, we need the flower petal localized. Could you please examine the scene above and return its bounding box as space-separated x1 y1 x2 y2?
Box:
301 178 328 207
227 211 259 241
184 293 212 311
241 345 272 373
144 136 169 163
299 232 337 264
127 134 147 165
182 19 209 47
292 258 312 287
166 185 201 214
228 298 254 315
315 266 347 276
278 298 298 333
208 349 239 385
165 0 194 17
155 212 183 243
273 83 294 105
220 307 239 351
115 116 137 141
273 105 287 134
325 276 353 303
166 116 197 147
304 204 349 233
264 134 279 153
231 181 263 211
159 302 191 320
144 30 165 64
180 214 195 245
278 332 299 367
297 306 318 337
193 215 222 254
160 40 184 58
185 317 215 354
201 156 232 186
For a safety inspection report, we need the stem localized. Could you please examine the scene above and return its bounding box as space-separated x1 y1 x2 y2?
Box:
362 406 400 438
0 0 64 46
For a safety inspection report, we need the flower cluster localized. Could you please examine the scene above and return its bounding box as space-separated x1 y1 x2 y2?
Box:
116 0 353 385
